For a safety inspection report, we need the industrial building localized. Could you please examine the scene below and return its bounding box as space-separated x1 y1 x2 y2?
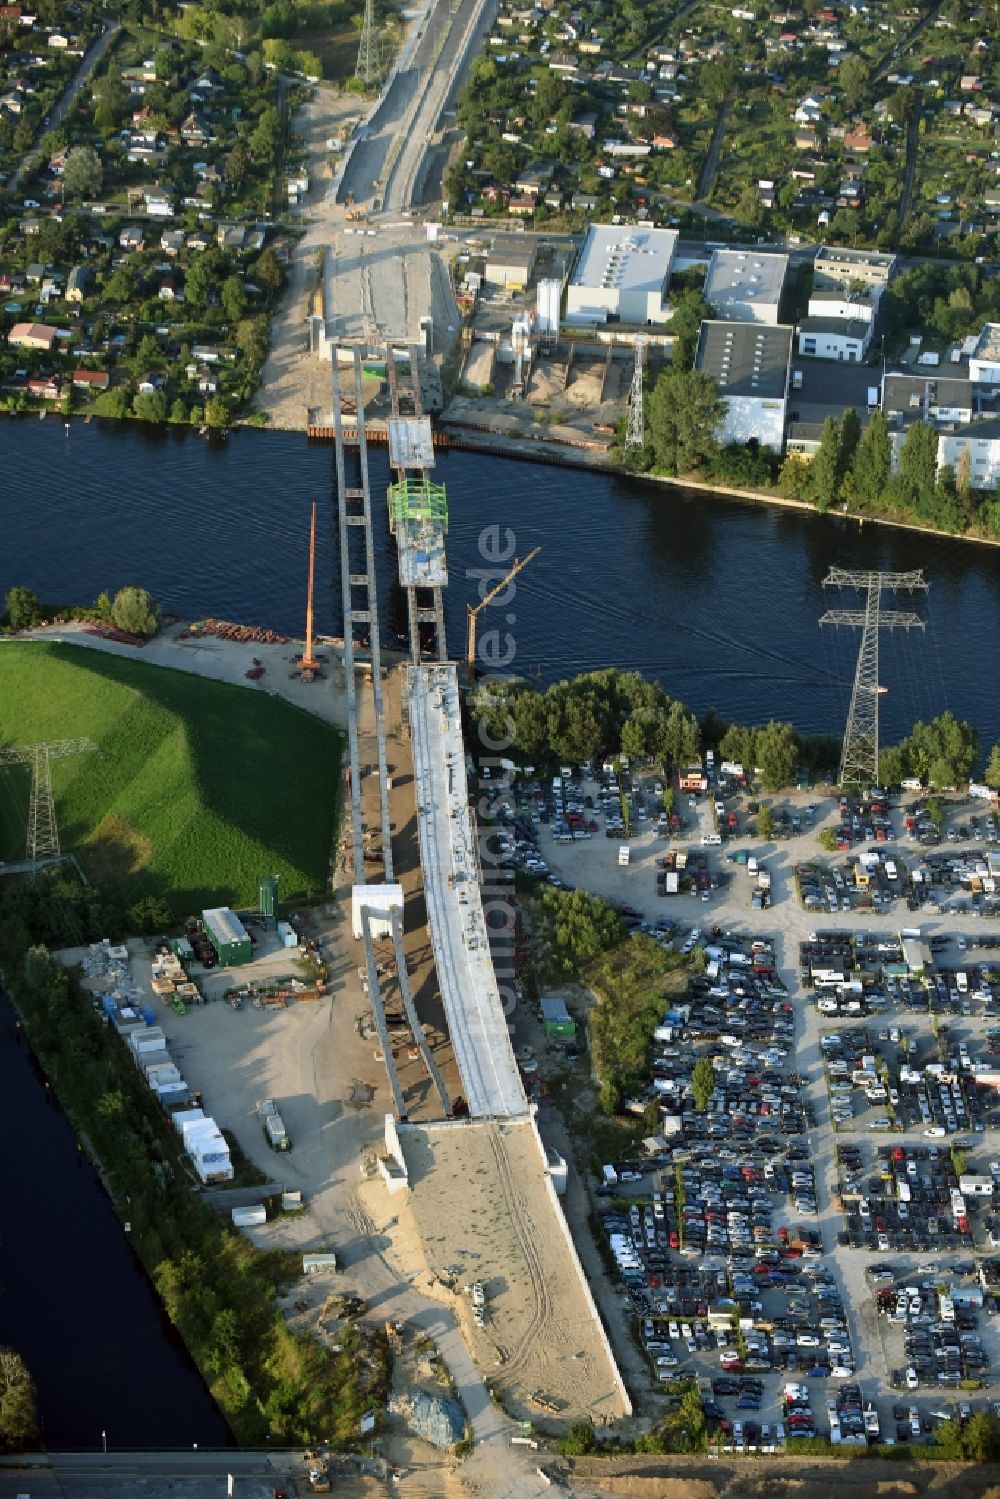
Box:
541 995 577 1040
485 233 537 290
797 314 874 362
695 320 793 452
703 249 788 325
566 224 678 326
201 906 252 966
812 244 896 296
971 324 1000 385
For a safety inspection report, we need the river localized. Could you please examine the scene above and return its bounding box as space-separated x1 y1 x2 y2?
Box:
3 416 1000 1444
5 417 1000 748
0 996 232 1450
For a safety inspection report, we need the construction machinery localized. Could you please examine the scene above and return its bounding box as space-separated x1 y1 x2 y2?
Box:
466 547 541 670
292 502 326 681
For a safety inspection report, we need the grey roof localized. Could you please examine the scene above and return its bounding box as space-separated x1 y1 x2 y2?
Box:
704 248 788 311
541 994 573 1024
202 906 250 947
883 372 973 412
814 244 896 274
571 224 678 294
486 233 536 271
799 315 872 340
696 320 792 400
973 323 1000 364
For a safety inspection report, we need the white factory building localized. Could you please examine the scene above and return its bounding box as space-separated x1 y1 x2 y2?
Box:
796 245 893 363
937 421 1000 490
695 320 793 452
565 224 678 326
702 248 789 325
970 324 1000 385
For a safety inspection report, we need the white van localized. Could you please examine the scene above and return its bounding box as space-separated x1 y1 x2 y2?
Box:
884 860 898 880
702 833 722 846
618 845 630 867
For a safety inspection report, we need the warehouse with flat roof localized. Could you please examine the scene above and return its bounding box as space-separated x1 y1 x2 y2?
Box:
202 907 252 966
695 319 792 452
703 248 789 325
566 225 678 326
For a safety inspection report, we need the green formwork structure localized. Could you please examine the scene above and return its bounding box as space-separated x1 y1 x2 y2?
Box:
388 478 448 534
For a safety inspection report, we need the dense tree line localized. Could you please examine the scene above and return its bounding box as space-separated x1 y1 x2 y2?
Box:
626 366 1000 542
0 876 388 1444
878 711 982 791
472 669 701 770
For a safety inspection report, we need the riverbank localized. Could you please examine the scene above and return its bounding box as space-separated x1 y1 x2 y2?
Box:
3 618 350 731
438 416 1000 552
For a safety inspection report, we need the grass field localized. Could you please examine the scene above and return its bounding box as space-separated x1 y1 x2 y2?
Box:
0 644 342 914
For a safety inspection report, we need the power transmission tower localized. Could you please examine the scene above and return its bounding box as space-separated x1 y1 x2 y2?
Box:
625 336 647 450
819 567 928 787
356 0 382 88
0 739 97 869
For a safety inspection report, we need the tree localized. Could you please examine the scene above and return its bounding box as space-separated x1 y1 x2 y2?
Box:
839 54 870 113
878 744 907 788
648 369 724 474
221 276 246 322
204 396 230 430
111 586 161 638
254 247 285 301
668 290 714 371
62 145 102 200
5 587 41 628
0 1347 39 1452
756 803 774 840
236 316 268 364
839 407 861 475
755 720 798 790
224 144 250 189
897 419 939 515
778 454 810 500
818 827 838 852
847 409 891 508
809 415 842 510
184 255 214 309
984 744 1000 792
903 712 978 789
719 723 756 771
132 388 168 423
127 895 174 933
691 1056 715 1111
169 398 188 424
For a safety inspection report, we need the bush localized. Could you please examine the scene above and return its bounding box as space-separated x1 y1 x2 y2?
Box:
111 586 161 638
4 586 41 629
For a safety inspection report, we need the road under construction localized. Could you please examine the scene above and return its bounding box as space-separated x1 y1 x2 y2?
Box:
328 345 632 1421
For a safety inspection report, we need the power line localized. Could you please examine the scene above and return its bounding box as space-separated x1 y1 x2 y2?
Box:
625 336 647 451
819 567 928 788
356 0 383 88
0 738 98 871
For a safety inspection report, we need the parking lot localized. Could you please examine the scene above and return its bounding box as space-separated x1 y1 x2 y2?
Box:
482 759 1000 1448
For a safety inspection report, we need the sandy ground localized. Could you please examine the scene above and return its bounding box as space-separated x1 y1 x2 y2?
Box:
395 1118 629 1425
565 1454 1000 1498
6 620 349 731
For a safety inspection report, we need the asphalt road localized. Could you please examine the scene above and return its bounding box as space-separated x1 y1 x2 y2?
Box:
9 23 121 193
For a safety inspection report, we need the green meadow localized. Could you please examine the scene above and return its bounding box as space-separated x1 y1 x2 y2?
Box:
0 644 342 913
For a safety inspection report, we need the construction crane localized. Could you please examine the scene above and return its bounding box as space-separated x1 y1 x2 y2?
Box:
466 547 541 670
294 502 324 681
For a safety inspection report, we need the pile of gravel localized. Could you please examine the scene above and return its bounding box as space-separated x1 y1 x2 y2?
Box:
389 1390 466 1448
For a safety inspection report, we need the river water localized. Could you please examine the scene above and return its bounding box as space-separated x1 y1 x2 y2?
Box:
5 417 1000 747
2 415 999 1443
0 997 233 1450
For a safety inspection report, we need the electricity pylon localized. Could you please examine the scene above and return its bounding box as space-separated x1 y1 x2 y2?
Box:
0 738 97 868
355 0 382 87
625 337 647 451
819 567 928 788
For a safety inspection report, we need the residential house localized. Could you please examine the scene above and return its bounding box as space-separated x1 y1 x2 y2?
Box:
794 92 826 124
8 320 58 349
27 374 61 398
216 223 246 252
569 111 597 138
160 228 186 256
72 368 110 392
65 265 90 303
118 225 145 250
144 190 174 219
844 120 874 152
158 276 179 301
